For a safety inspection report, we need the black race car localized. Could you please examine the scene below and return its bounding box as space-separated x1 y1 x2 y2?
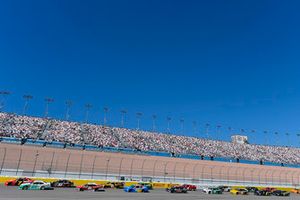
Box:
246 187 258 192
272 190 290 196
50 179 75 188
254 190 271 196
166 186 188 193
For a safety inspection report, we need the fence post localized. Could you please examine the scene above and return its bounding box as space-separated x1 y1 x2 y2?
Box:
49 151 55 177
91 155 97 180
192 164 199 182
163 161 169 182
64 153 71 178
129 158 134 180
105 157 110 180
183 163 188 183
16 149 23 176
140 159 146 179
32 150 39 177
78 152 84 179
173 162 178 183
118 158 124 179
0 147 7 175
152 159 158 180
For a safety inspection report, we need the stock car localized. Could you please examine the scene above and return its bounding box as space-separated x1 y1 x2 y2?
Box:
123 184 149 193
50 179 75 188
203 187 223 194
230 188 248 195
103 181 125 189
262 187 277 192
217 186 231 192
76 183 105 192
246 187 258 192
254 190 271 196
182 184 197 191
272 190 290 196
5 177 34 186
291 188 300 194
18 180 54 190
138 182 153 190
166 186 188 193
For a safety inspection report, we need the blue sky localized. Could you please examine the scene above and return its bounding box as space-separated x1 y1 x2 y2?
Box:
1 0 300 146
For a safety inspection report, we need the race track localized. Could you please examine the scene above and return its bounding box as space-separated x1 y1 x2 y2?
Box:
0 185 299 200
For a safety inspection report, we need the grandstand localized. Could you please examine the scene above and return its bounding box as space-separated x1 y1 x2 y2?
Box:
0 112 299 167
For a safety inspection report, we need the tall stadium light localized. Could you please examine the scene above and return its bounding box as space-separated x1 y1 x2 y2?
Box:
103 107 109 126
136 112 143 130
44 97 54 117
192 121 197 137
84 104 93 123
167 116 172 133
152 114 157 131
274 132 279 146
22 94 33 115
180 118 184 135
216 125 221 140
205 123 210 139
263 131 268 145
120 110 127 127
0 91 10 112
65 100 72 120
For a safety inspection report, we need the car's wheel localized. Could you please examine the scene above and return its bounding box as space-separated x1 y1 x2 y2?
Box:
22 185 29 190
40 186 45 190
208 191 211 194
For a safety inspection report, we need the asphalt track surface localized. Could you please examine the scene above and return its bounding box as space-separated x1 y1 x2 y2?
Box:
1 186 300 200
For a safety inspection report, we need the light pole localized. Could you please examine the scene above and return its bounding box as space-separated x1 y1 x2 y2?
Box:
167 116 171 133
205 123 210 139
0 91 10 112
65 100 72 120
44 97 54 117
152 114 157 131
120 110 127 127
22 94 33 115
84 104 92 123
180 118 184 135
103 107 109 125
136 112 142 130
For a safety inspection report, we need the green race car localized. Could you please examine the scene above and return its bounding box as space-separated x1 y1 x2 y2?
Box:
18 180 54 190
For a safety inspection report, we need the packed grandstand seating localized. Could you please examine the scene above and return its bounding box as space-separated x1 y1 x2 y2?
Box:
0 112 298 165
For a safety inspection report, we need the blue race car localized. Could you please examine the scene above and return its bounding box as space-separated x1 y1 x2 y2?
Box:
124 184 149 193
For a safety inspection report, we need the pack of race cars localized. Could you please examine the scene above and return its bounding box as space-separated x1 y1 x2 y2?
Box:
3 177 298 197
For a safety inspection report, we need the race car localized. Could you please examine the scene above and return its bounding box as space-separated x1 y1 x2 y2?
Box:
103 181 125 189
5 177 34 186
203 187 222 194
254 190 271 196
182 184 196 191
166 186 187 193
291 188 300 194
217 186 231 192
230 188 248 195
138 182 153 190
76 183 105 192
272 190 290 196
50 179 75 188
18 180 54 190
123 184 149 193
245 187 258 192
262 187 277 192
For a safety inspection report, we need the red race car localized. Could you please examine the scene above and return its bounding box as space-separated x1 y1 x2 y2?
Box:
182 184 197 191
76 183 105 192
5 177 34 186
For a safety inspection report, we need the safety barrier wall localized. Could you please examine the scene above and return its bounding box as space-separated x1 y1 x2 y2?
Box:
1 137 299 169
0 143 300 188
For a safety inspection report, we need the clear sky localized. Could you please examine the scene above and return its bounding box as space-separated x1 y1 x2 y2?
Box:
0 0 300 146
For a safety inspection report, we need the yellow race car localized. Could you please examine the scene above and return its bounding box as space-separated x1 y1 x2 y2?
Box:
230 188 248 195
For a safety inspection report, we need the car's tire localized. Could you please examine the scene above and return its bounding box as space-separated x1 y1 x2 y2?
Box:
22 186 29 190
40 186 45 190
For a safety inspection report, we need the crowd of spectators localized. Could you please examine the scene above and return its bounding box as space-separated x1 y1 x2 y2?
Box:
0 112 299 165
